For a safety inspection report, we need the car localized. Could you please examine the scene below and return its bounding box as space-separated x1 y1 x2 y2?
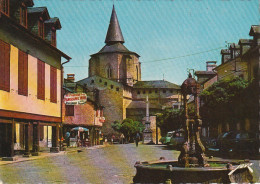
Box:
160 131 175 145
168 129 212 150
216 131 258 154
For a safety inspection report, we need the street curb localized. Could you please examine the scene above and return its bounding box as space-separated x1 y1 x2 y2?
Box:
0 144 109 166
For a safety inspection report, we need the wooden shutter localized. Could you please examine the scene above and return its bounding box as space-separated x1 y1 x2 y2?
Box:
0 40 10 92
37 59 45 100
18 50 28 96
50 66 57 103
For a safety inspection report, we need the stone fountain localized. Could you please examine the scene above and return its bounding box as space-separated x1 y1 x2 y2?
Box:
133 74 254 183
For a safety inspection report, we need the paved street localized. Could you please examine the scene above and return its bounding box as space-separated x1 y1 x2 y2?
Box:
0 144 259 183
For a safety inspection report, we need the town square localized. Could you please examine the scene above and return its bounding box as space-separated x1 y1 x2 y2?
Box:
0 0 259 183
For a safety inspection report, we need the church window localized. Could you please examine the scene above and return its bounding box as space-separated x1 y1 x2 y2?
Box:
107 65 112 78
110 85 114 89
136 66 138 80
104 82 107 86
137 91 140 94
116 88 119 91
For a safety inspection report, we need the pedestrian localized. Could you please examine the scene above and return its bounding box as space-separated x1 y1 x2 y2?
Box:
135 133 140 147
65 131 70 147
120 134 125 144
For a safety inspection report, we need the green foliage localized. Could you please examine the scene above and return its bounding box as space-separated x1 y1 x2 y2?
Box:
111 118 144 141
199 77 256 125
156 108 184 136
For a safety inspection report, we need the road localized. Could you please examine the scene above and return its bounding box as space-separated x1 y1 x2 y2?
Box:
0 144 259 183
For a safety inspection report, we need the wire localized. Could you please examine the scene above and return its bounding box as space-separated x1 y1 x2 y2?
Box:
63 46 225 67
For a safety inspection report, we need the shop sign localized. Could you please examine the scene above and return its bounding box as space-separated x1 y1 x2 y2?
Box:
64 93 87 105
100 117 105 123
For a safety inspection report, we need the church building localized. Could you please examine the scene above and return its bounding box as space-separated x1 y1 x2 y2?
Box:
77 6 181 135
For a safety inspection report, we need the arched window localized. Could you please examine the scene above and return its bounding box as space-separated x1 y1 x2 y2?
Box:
136 65 138 80
106 65 112 79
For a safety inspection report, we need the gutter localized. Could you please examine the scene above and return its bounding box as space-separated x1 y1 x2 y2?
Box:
60 59 71 150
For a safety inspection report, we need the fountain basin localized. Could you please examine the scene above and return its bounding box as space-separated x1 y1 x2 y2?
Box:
133 160 253 183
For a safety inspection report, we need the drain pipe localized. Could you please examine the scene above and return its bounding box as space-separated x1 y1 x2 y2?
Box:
60 59 71 151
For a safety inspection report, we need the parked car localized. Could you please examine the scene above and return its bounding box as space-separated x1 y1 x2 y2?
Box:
168 129 212 150
216 131 258 154
160 131 175 145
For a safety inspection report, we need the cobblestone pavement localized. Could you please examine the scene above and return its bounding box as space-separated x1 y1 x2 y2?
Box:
0 144 259 183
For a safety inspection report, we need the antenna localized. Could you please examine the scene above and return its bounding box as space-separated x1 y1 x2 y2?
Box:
163 74 165 81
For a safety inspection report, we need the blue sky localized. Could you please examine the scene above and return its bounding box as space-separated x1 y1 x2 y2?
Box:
34 0 259 85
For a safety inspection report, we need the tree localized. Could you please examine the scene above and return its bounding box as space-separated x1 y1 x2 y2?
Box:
199 77 253 129
156 108 184 136
111 118 144 142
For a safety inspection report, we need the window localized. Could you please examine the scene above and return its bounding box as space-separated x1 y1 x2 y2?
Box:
116 88 119 91
20 4 27 27
38 18 44 38
149 90 152 94
0 0 9 16
137 91 140 94
65 105 74 116
136 65 138 80
110 85 113 89
51 28 56 46
155 90 158 93
107 65 112 78
37 59 45 100
0 40 10 92
143 90 146 94
91 80 94 84
50 66 57 103
99 79 102 83
163 89 166 93
104 82 107 86
18 50 28 96
170 90 173 93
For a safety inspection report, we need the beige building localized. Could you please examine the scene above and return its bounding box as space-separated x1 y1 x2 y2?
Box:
77 6 181 135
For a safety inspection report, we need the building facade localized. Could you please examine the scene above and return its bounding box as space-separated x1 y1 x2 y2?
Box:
63 74 105 146
77 6 181 136
0 0 70 159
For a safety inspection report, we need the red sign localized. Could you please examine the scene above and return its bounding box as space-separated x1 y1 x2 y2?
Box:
64 93 87 105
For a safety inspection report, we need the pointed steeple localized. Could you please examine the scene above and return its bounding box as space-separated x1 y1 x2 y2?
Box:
105 5 125 45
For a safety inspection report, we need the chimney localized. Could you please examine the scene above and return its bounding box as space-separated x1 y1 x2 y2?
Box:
238 39 253 55
221 49 231 64
67 74 75 82
249 25 260 46
206 61 217 71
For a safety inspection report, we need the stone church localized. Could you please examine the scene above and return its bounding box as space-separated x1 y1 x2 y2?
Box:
77 6 181 135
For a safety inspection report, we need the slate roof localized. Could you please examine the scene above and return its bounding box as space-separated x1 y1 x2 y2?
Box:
221 49 231 54
105 5 124 44
249 25 260 36
195 71 216 75
92 42 139 57
44 17 61 29
239 39 253 45
27 7 50 19
127 101 158 109
133 80 180 89
27 7 46 14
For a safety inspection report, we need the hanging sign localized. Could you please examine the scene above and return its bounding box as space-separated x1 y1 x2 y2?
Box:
64 93 87 105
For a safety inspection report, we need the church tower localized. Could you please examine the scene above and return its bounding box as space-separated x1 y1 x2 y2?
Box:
88 5 141 86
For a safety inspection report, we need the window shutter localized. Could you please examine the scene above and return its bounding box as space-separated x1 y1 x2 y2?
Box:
0 41 10 92
37 59 45 100
0 41 5 90
23 53 28 96
50 66 57 103
4 43 10 92
18 50 23 95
